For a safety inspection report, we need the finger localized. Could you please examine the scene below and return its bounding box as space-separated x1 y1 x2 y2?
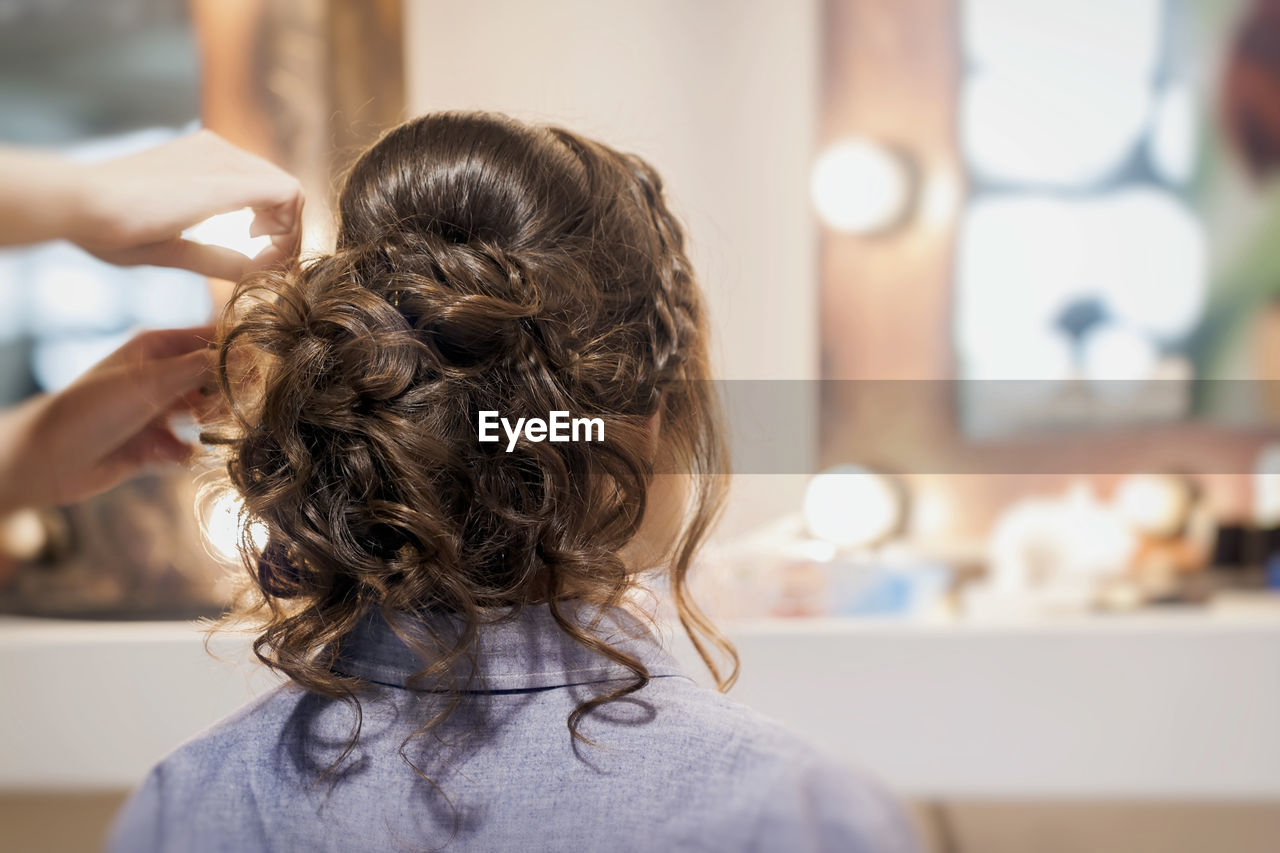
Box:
122 237 259 281
134 349 217 416
206 170 302 225
122 423 193 466
243 240 295 274
157 384 215 417
225 170 303 216
249 194 304 261
274 209 302 257
186 131 305 215
248 200 298 237
179 385 216 411
92 424 194 495
169 384 225 423
117 326 217 361
63 348 216 452
248 214 277 238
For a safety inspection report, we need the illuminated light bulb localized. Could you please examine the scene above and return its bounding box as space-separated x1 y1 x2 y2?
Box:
989 483 1137 593
184 208 274 261
811 140 914 233
803 465 903 548
205 491 269 562
0 509 47 561
1115 474 1192 539
911 487 952 539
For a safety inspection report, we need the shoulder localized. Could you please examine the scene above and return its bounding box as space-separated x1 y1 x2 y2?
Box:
107 684 308 853
641 678 921 852
154 682 306 776
642 674 841 769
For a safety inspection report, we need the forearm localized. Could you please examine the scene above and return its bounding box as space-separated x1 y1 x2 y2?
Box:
0 148 91 247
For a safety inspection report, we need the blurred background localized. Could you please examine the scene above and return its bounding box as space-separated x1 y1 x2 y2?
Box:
1 0 1279 850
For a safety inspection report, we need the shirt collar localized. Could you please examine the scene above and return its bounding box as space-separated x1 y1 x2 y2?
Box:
331 601 691 692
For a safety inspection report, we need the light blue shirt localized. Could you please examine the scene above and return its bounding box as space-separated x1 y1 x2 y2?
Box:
110 605 919 852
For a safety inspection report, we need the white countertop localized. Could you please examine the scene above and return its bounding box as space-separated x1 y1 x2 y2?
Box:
3 596 1279 797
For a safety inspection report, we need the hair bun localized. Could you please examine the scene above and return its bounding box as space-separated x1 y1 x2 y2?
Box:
204 113 735 732
348 233 578 378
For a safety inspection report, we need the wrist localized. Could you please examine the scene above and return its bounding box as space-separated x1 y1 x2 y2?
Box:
55 161 104 247
0 150 93 247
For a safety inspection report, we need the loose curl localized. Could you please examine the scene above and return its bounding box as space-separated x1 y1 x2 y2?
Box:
202 112 735 762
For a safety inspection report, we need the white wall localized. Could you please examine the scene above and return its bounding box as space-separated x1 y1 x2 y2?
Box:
403 0 821 535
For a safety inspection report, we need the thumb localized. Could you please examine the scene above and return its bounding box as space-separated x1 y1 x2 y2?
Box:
94 238 258 281
63 348 215 454
79 423 194 503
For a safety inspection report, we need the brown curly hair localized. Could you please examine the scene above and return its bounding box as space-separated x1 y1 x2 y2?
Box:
203 111 736 747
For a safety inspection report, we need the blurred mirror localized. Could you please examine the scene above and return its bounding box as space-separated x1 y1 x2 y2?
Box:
954 0 1280 436
0 0 216 618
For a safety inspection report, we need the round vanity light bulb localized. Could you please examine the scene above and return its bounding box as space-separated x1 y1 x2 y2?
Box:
0 509 47 561
811 140 913 233
1115 474 1192 539
803 465 903 548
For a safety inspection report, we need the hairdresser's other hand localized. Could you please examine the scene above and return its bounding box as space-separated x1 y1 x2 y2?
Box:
68 131 304 280
0 327 215 514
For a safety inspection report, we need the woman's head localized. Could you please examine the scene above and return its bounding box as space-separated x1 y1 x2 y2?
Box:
206 112 734 722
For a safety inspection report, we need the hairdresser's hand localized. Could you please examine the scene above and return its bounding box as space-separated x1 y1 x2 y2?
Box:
0 327 215 514
71 131 304 279
0 131 303 280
